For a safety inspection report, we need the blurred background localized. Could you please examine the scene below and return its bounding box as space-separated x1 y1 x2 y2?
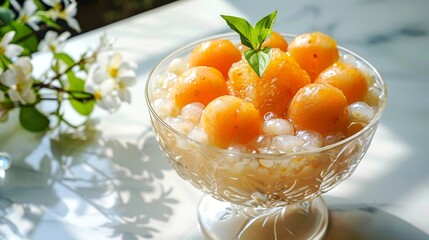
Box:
9 0 178 34
76 0 178 33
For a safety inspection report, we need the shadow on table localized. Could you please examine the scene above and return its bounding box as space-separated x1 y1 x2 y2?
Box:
324 196 428 240
0 125 176 239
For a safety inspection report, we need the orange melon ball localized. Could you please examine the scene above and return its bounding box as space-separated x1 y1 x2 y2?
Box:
200 95 261 148
170 66 228 108
189 39 242 78
261 31 288 51
228 48 311 116
287 32 339 80
315 62 368 104
287 83 349 136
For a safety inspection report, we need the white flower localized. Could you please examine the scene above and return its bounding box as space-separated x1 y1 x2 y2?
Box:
84 78 120 112
0 31 24 59
15 0 41 30
38 31 71 53
44 0 81 32
95 32 115 54
9 0 22 11
0 57 36 104
60 1 81 32
93 53 137 103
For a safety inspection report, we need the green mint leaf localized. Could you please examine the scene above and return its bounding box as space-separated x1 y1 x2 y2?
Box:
254 10 277 48
222 11 277 77
221 15 254 49
19 106 50 132
244 47 271 77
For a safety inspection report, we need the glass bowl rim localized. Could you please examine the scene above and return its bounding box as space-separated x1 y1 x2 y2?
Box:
145 32 388 159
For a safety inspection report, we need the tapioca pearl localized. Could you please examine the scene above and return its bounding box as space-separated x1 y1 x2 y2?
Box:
181 102 205 123
152 88 169 99
233 161 246 172
258 148 280 154
168 58 188 75
161 72 179 89
348 101 375 123
272 135 305 153
364 86 382 106
263 111 279 121
252 135 274 150
259 159 275 168
152 98 180 118
165 116 195 135
297 130 324 150
188 127 208 144
263 118 295 135
248 159 260 169
227 144 251 153
340 53 357 66
324 132 345 146
153 74 167 88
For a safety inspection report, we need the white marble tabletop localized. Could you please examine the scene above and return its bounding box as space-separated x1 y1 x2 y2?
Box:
1 0 429 239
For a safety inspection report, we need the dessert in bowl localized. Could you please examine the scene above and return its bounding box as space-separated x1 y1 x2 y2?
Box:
145 20 386 239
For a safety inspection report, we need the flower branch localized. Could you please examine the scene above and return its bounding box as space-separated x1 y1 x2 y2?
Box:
0 0 137 132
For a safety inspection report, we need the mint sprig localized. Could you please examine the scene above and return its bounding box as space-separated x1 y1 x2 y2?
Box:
221 11 277 77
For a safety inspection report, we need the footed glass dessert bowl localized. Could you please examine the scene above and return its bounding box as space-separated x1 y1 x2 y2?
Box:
145 33 387 240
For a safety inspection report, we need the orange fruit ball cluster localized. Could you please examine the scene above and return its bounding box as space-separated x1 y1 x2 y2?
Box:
161 31 375 150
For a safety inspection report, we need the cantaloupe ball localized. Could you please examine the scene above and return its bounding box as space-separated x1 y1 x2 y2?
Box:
261 31 288 51
170 66 228 108
189 39 242 78
287 83 349 136
315 62 368 104
200 95 261 148
287 32 339 80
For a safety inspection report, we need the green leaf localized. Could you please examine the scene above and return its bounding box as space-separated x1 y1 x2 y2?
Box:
67 71 95 116
55 52 75 67
221 15 254 49
254 10 277 48
221 11 277 77
38 15 60 29
244 47 271 77
1 1 10 8
0 7 15 27
32 0 46 10
0 54 12 67
19 106 50 132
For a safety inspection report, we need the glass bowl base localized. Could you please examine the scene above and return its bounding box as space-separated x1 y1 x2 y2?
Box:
198 195 328 240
